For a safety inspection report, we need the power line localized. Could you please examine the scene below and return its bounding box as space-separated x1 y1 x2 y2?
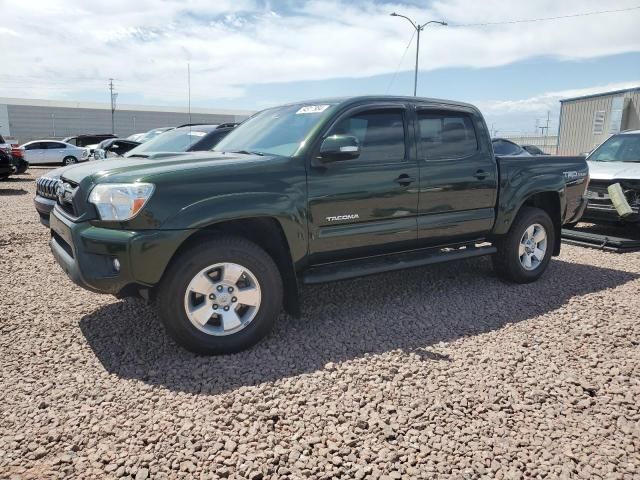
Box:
386 30 416 94
449 5 640 27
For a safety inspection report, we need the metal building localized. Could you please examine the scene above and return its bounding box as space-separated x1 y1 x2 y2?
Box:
557 87 640 156
0 97 253 143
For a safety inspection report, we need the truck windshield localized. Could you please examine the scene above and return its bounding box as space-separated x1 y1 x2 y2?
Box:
213 103 338 157
589 134 640 162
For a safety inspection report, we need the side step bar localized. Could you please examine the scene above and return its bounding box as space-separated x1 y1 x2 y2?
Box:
561 228 640 253
302 244 496 285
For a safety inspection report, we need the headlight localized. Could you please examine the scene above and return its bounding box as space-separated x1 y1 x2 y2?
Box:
88 183 154 221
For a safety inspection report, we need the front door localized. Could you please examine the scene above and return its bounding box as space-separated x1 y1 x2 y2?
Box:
23 142 45 164
307 104 419 263
416 106 498 244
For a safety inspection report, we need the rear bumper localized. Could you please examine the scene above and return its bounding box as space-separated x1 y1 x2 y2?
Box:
49 208 189 295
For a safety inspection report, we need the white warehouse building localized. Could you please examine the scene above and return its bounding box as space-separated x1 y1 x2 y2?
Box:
0 97 253 143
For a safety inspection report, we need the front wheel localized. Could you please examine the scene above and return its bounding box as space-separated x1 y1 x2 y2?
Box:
157 236 283 354
62 156 77 166
492 207 555 283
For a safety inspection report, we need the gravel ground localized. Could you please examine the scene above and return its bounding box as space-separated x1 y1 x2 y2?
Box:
1 169 639 480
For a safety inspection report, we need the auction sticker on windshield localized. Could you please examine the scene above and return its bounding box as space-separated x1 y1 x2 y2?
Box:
296 105 330 114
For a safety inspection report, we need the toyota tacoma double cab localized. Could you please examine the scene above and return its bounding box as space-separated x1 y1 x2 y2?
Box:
48 96 589 354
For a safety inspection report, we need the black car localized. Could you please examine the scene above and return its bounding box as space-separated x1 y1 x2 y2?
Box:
62 134 117 148
522 144 549 156
0 148 16 180
93 138 141 159
125 123 237 158
491 138 532 157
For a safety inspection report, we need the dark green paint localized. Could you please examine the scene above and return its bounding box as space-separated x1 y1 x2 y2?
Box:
49 96 589 297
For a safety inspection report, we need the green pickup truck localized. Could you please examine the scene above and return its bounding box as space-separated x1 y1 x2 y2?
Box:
49 96 589 354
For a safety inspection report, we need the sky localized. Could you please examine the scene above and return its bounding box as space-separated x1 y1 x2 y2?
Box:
0 0 639 134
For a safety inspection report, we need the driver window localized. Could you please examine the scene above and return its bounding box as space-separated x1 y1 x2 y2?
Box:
328 109 406 163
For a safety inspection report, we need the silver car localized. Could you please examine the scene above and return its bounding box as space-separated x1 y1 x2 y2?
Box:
585 130 640 223
20 140 88 166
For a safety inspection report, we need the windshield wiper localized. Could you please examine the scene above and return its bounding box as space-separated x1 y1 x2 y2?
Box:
127 154 150 158
230 150 265 156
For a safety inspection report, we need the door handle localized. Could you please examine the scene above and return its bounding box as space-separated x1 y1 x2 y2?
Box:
394 174 415 186
473 170 488 180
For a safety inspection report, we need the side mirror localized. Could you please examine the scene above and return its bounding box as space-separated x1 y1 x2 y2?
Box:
319 134 360 161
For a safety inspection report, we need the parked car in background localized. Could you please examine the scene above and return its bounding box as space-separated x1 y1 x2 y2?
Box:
127 133 146 142
93 138 141 159
19 140 89 165
33 124 235 225
125 123 236 158
0 148 16 180
522 144 549 156
10 146 29 173
46 95 588 354
0 134 12 155
583 130 640 224
491 138 532 157
63 134 117 148
136 127 174 144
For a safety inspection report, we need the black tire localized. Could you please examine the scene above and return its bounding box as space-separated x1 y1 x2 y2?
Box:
492 207 555 283
157 236 283 355
62 156 77 166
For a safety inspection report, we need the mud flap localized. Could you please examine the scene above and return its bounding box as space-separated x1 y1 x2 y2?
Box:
607 183 633 217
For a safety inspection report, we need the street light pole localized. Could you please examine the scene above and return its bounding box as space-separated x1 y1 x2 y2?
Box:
390 13 447 96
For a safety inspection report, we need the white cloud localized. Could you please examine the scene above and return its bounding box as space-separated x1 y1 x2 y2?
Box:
0 0 639 104
479 81 640 115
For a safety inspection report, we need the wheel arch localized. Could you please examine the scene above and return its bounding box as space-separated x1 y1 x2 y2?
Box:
161 216 301 317
517 191 563 255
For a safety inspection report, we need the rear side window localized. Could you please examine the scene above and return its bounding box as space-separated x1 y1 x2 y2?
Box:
25 142 42 150
44 142 65 149
329 109 406 162
418 111 478 159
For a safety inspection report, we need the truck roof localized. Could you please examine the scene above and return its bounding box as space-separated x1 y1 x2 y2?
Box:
277 95 480 112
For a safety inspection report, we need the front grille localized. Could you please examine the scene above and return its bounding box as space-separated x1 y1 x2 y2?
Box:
587 180 640 213
56 179 80 217
36 176 60 200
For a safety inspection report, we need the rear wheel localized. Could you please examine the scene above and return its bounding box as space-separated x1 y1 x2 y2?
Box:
492 207 555 283
62 156 77 166
157 236 283 354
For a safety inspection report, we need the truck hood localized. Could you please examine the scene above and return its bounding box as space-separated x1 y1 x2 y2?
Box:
587 160 640 181
60 151 264 185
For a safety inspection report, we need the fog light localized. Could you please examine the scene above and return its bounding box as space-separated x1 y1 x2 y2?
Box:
112 258 121 272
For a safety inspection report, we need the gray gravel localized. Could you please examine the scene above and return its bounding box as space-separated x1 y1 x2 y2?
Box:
1 170 639 479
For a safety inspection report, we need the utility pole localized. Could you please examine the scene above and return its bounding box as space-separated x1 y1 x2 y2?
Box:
544 110 550 153
109 78 118 134
390 13 447 96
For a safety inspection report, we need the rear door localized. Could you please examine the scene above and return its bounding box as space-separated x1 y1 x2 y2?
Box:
43 142 67 163
416 106 498 244
307 103 419 262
